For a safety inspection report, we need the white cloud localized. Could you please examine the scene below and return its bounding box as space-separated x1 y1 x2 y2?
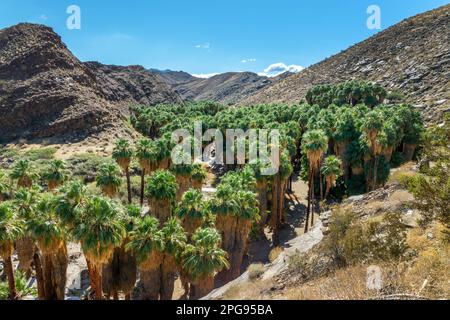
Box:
191 73 220 79
40 14 48 20
195 42 210 49
241 58 256 63
258 62 304 77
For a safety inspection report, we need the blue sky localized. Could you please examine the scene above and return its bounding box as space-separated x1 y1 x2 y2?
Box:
0 0 448 77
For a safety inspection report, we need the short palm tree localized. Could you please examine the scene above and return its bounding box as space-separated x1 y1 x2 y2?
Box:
160 217 187 300
182 227 229 300
176 188 208 235
27 194 68 300
302 129 328 232
321 156 343 199
146 170 178 224
96 162 122 198
73 196 126 300
42 159 68 191
0 202 24 299
126 215 164 300
10 160 38 188
191 164 207 191
112 139 133 204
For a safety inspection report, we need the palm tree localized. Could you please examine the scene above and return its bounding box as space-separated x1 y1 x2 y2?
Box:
191 164 207 191
135 138 161 206
321 156 343 199
27 194 68 300
146 170 178 224
112 139 134 204
176 188 208 236
12 188 41 282
361 111 383 191
302 130 328 233
171 150 194 201
10 160 38 188
96 162 122 198
41 160 68 191
0 201 24 299
0 171 9 202
160 217 187 300
182 227 229 300
126 215 164 300
248 161 270 233
73 196 126 300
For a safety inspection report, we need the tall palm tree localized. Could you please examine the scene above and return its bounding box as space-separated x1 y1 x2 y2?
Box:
320 156 343 199
182 227 229 300
146 170 178 224
302 130 328 233
248 160 270 233
0 201 24 299
112 139 134 204
126 215 164 300
135 139 159 206
27 194 68 300
96 162 122 198
361 111 383 191
41 160 68 191
160 217 187 300
10 160 38 188
73 196 126 300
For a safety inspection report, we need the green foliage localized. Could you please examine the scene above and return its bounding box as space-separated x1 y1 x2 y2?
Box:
73 196 126 261
126 215 164 264
182 227 229 280
323 210 408 266
0 271 37 300
41 159 68 185
176 189 208 220
146 170 178 201
160 217 187 259
0 201 23 246
321 155 342 178
112 139 133 161
96 162 123 190
408 114 450 236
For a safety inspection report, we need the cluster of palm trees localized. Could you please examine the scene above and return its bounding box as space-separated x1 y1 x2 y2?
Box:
0 81 424 300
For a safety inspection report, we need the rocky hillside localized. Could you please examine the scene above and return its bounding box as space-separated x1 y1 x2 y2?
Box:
173 72 272 104
148 69 197 85
0 23 181 143
240 4 450 123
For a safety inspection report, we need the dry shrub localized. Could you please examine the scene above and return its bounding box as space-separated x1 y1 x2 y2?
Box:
269 246 283 263
248 263 265 281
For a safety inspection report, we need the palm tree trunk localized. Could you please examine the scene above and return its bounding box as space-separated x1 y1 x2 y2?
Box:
126 167 132 204
304 170 312 233
94 264 103 300
3 254 17 300
190 275 214 300
140 168 145 207
33 251 45 300
43 254 56 299
257 180 268 234
311 171 315 227
373 156 378 191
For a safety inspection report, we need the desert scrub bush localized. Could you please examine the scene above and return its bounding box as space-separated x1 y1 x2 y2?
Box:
0 271 37 300
269 246 283 263
23 147 57 161
323 210 408 266
248 263 265 280
66 153 110 179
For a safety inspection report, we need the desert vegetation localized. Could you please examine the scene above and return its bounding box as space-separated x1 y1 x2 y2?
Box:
0 81 435 300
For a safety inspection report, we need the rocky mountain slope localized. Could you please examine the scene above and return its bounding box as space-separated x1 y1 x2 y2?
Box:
0 23 181 143
148 69 197 85
173 71 272 104
240 4 450 123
